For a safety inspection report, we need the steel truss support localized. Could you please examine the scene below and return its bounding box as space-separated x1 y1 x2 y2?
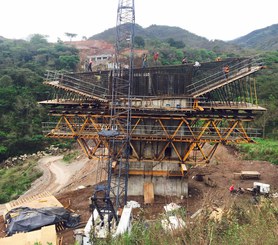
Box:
45 114 254 167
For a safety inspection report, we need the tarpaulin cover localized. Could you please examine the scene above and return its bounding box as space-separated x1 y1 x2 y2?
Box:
5 206 80 236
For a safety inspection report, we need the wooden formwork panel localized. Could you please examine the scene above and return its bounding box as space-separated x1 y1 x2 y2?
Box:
144 182 154 204
0 225 57 245
4 191 63 215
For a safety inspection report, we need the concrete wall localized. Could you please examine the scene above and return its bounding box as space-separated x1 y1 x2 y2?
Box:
129 117 190 161
127 175 188 198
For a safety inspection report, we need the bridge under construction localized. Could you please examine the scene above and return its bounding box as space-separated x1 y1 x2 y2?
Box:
40 55 265 198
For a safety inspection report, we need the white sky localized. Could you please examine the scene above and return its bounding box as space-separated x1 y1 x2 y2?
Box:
0 0 277 42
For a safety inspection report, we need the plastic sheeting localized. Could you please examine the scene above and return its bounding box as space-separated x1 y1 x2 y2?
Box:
98 130 120 137
5 206 80 236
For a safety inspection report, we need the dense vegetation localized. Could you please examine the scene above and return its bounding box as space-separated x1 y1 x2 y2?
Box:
0 159 42 203
230 24 278 51
235 138 278 165
255 52 278 138
91 24 243 54
0 34 79 162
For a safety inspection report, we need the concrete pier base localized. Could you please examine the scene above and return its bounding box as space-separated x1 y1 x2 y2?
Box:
127 175 188 198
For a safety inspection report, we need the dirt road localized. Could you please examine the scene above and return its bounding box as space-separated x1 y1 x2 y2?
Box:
24 155 91 196
0 153 94 215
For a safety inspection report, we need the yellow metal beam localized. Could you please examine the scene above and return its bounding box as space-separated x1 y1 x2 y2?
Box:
44 114 255 165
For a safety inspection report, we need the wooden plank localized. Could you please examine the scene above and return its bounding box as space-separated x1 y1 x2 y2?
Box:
5 192 62 211
4 191 63 219
40 225 57 245
0 225 57 245
240 171 260 179
112 161 117 169
233 172 242 179
241 171 260 175
144 182 154 204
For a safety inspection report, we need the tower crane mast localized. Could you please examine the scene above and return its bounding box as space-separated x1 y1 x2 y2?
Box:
90 0 135 231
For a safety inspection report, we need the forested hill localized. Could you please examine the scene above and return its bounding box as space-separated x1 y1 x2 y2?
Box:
90 24 241 53
229 24 278 51
0 35 80 162
91 23 278 52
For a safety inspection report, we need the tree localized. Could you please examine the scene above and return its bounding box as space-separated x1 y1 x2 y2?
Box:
0 37 80 162
0 75 13 87
134 36 145 48
59 55 80 70
166 38 185 49
65 33 77 42
28 34 48 45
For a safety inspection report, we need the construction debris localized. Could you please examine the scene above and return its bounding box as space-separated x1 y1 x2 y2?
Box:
164 203 181 212
113 206 133 237
161 216 186 232
83 205 133 243
74 229 84 245
190 208 203 219
204 176 216 187
127 200 140 208
209 207 224 222
1 191 79 243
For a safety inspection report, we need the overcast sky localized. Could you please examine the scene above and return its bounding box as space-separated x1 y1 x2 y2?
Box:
1 0 277 42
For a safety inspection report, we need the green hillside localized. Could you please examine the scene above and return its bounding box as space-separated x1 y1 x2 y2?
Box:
230 24 278 50
0 35 79 162
90 24 242 54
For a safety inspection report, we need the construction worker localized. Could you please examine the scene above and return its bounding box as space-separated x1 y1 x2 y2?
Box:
194 61 201 67
229 184 235 193
223 65 230 79
88 59 93 72
142 54 148 68
182 57 187 64
153 52 159 64
84 60 88 71
238 187 244 194
216 57 222 62
192 61 201 76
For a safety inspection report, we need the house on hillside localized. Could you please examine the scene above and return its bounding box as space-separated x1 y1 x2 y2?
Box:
67 40 150 70
66 40 115 71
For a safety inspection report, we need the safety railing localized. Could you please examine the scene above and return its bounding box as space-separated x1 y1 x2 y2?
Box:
42 122 262 140
187 55 263 97
45 70 109 100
